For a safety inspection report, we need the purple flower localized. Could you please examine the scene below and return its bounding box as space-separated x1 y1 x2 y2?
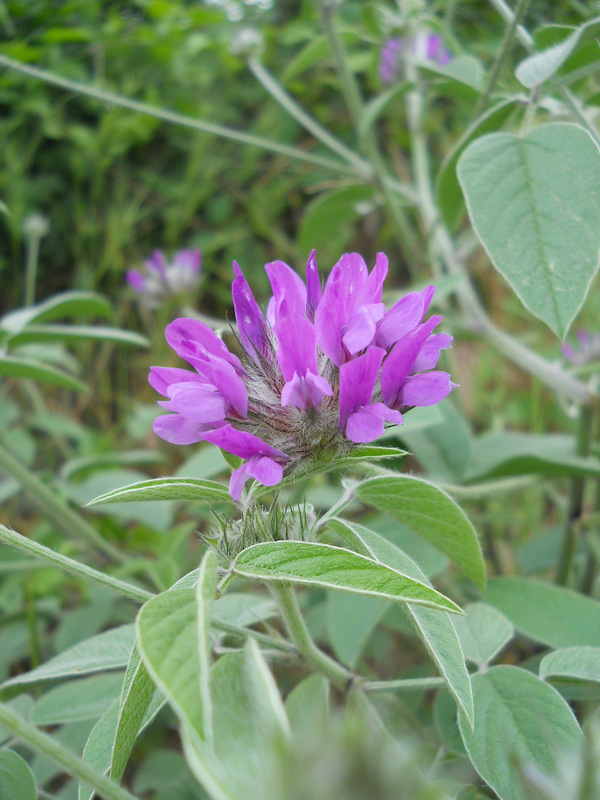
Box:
151 251 455 500
379 33 452 84
127 249 201 308
562 329 600 367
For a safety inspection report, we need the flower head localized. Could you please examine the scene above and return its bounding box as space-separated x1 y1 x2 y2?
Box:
127 249 201 308
379 33 451 84
151 251 455 500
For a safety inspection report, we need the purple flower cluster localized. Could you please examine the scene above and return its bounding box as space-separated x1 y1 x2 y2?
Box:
127 249 201 308
151 252 455 500
562 329 600 367
379 33 451 83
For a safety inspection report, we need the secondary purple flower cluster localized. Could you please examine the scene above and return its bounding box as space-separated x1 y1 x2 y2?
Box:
379 33 451 83
127 249 201 308
151 252 455 500
562 329 600 367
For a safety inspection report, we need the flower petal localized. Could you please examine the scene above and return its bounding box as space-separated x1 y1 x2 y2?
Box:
342 303 385 356
305 250 322 319
202 424 287 462
275 316 318 381
265 260 307 326
346 402 403 443
376 291 425 349
281 370 333 410
160 383 227 424
148 366 204 397
153 414 212 445
380 316 441 408
229 456 284 501
165 318 242 371
401 372 457 407
412 332 453 372
232 262 270 359
339 346 385 429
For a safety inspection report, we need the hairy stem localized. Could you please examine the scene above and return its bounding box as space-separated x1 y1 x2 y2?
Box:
555 404 594 585
269 582 354 690
320 2 420 270
472 0 533 119
0 524 152 602
0 702 141 800
0 53 358 177
361 676 445 692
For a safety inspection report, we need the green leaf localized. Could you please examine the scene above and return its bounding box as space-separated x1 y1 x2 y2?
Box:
0 356 88 392
355 475 485 589
515 17 600 88
459 666 582 800
419 55 485 91
452 602 514 667
297 186 376 266
540 646 600 684
458 123 600 338
348 523 473 726
1 625 135 689
486 577 600 648
0 750 36 800
31 674 124 725
182 641 290 799
79 699 120 800
7 324 149 349
359 81 412 138
400 399 471 481
327 592 390 669
254 445 407 497
465 432 600 481
436 98 519 230
284 674 329 734
234 541 462 613
110 646 164 783
79 649 164 800
0 291 111 334
86 476 231 506
137 551 218 743
137 589 205 738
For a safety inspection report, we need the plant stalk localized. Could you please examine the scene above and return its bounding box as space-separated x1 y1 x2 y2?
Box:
0 53 358 178
472 0 533 120
556 404 595 585
320 2 421 270
0 524 152 602
361 676 446 692
0 432 126 563
0 702 141 800
269 582 354 690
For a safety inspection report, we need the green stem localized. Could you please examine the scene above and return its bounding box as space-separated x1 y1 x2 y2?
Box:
248 57 374 179
0 524 152 603
320 2 420 269
24 235 40 306
560 88 600 149
556 404 595 585
0 53 357 178
269 582 354 690
0 702 141 800
488 0 534 49
360 676 445 692
472 0 533 119
0 434 126 563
